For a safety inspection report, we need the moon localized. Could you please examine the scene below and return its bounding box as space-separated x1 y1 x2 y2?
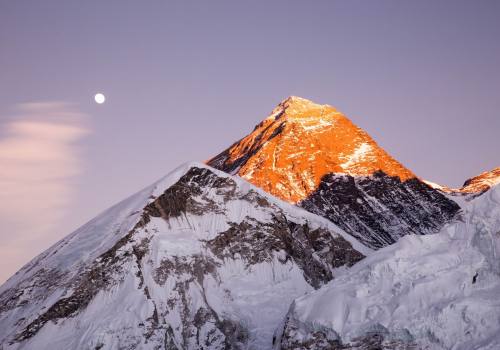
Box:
94 93 106 104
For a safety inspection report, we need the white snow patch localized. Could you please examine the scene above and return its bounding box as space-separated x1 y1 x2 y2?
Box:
340 142 373 170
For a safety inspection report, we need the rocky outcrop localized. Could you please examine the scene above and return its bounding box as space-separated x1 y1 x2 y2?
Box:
425 167 500 200
460 166 500 197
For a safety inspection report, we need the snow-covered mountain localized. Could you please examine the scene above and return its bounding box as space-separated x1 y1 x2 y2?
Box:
0 163 367 350
208 97 460 248
1 96 498 350
276 182 500 349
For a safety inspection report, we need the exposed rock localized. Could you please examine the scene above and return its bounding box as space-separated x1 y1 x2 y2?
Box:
460 166 500 197
206 216 363 288
279 316 418 350
208 96 461 249
14 229 146 342
300 171 460 248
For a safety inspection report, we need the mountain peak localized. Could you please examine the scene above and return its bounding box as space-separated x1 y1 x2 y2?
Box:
424 167 500 197
208 97 415 203
461 167 500 194
280 95 311 105
267 96 339 123
278 95 315 106
208 98 458 248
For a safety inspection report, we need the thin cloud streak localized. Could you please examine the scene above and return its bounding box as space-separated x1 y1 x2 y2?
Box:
0 102 89 283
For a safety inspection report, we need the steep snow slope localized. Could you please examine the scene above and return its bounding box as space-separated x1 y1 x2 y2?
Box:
0 163 367 350
209 96 460 249
277 184 500 349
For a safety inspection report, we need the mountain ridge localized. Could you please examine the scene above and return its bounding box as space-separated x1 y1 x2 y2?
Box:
425 166 500 199
209 96 461 248
0 162 367 349
1 97 498 350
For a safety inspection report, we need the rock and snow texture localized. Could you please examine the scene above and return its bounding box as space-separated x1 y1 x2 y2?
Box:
277 183 500 350
208 96 415 204
0 163 366 350
300 172 460 249
425 167 500 200
208 96 460 249
460 167 500 197
1 96 496 350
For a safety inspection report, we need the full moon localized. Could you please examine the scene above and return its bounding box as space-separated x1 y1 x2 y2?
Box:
94 93 106 104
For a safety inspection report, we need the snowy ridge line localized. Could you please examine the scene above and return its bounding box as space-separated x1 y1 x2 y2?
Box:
0 162 198 292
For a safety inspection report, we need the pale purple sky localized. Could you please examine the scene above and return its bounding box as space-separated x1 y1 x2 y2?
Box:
0 0 499 283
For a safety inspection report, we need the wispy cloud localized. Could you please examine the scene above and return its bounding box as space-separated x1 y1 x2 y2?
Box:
0 102 89 283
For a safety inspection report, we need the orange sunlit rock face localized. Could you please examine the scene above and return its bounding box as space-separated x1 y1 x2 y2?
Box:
460 167 500 194
424 167 500 195
208 96 415 203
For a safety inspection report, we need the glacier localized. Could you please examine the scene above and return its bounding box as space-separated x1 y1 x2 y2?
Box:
277 183 500 349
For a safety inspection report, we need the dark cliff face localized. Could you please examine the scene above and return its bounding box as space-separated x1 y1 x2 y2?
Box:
300 171 461 249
